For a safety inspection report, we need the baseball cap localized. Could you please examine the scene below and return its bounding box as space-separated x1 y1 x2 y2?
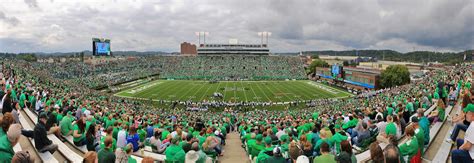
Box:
264 136 272 145
256 134 263 141
280 134 289 142
39 112 48 119
463 104 474 113
411 116 419 123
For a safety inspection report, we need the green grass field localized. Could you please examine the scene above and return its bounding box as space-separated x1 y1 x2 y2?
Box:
115 80 353 102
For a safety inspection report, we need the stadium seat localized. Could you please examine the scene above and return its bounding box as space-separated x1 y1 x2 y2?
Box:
18 112 59 163
22 109 84 162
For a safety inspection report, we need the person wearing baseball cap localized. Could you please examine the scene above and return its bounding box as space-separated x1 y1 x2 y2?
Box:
250 134 265 159
34 112 58 154
451 104 474 162
265 147 286 163
256 136 274 163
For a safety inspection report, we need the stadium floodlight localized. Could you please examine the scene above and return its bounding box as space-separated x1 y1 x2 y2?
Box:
195 32 201 45
259 31 272 47
203 32 209 46
258 32 263 46
266 32 272 46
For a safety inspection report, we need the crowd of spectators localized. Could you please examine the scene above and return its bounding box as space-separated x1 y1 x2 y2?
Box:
0 59 472 163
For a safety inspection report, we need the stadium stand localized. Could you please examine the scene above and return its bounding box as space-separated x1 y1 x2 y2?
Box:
0 58 471 163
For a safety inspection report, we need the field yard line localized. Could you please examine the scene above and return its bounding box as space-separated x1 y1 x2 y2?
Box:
267 81 293 102
135 81 184 99
160 81 193 100
247 82 260 102
276 82 304 101
116 80 163 96
254 82 272 102
239 81 248 102
285 81 315 100
199 81 218 100
189 82 208 100
232 82 238 101
177 81 201 100
308 81 353 97
296 81 332 99
223 81 229 100
151 81 183 101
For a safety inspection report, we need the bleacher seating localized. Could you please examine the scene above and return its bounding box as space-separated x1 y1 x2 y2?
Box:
23 108 84 163
432 104 462 162
18 111 59 163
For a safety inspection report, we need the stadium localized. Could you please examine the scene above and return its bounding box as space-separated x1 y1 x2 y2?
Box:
1 1 473 163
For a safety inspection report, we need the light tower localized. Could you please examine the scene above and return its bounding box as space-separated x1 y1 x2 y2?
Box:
195 32 209 47
258 31 272 47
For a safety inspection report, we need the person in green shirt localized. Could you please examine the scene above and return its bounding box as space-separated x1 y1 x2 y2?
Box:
313 142 336 163
100 127 117 152
385 115 397 137
250 134 265 158
387 106 394 116
125 144 137 163
246 133 256 156
437 100 446 122
165 137 186 163
399 125 419 162
330 124 348 155
0 124 21 163
279 134 290 155
411 117 425 155
376 115 396 144
314 130 331 156
137 125 146 142
342 116 358 130
59 111 74 136
73 116 87 146
256 136 274 163
18 91 26 108
98 136 116 163
406 99 414 113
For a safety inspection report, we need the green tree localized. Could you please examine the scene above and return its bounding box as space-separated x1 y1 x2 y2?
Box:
380 65 410 88
306 59 329 74
16 53 37 62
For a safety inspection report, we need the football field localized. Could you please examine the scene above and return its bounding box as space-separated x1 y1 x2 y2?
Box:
115 80 353 102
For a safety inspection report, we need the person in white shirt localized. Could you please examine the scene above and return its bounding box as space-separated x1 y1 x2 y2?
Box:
275 126 285 139
451 104 474 162
149 130 167 154
116 125 128 148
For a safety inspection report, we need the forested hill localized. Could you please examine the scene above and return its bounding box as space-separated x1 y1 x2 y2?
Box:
302 50 474 64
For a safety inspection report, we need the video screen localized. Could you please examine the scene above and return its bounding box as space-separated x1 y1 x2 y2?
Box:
96 42 109 54
92 39 111 56
332 64 340 75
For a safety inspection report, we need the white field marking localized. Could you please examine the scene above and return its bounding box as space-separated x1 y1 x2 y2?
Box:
305 81 353 97
126 81 163 94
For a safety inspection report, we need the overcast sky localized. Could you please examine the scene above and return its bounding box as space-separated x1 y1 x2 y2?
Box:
0 0 473 53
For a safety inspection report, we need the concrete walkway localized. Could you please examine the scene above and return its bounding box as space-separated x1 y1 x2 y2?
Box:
220 132 249 163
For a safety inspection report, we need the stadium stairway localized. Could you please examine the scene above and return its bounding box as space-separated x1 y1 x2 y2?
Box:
22 108 84 163
426 103 463 162
219 132 248 163
355 101 449 163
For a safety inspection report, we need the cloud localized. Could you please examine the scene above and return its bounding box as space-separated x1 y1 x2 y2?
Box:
24 0 38 8
0 11 20 26
0 0 472 53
